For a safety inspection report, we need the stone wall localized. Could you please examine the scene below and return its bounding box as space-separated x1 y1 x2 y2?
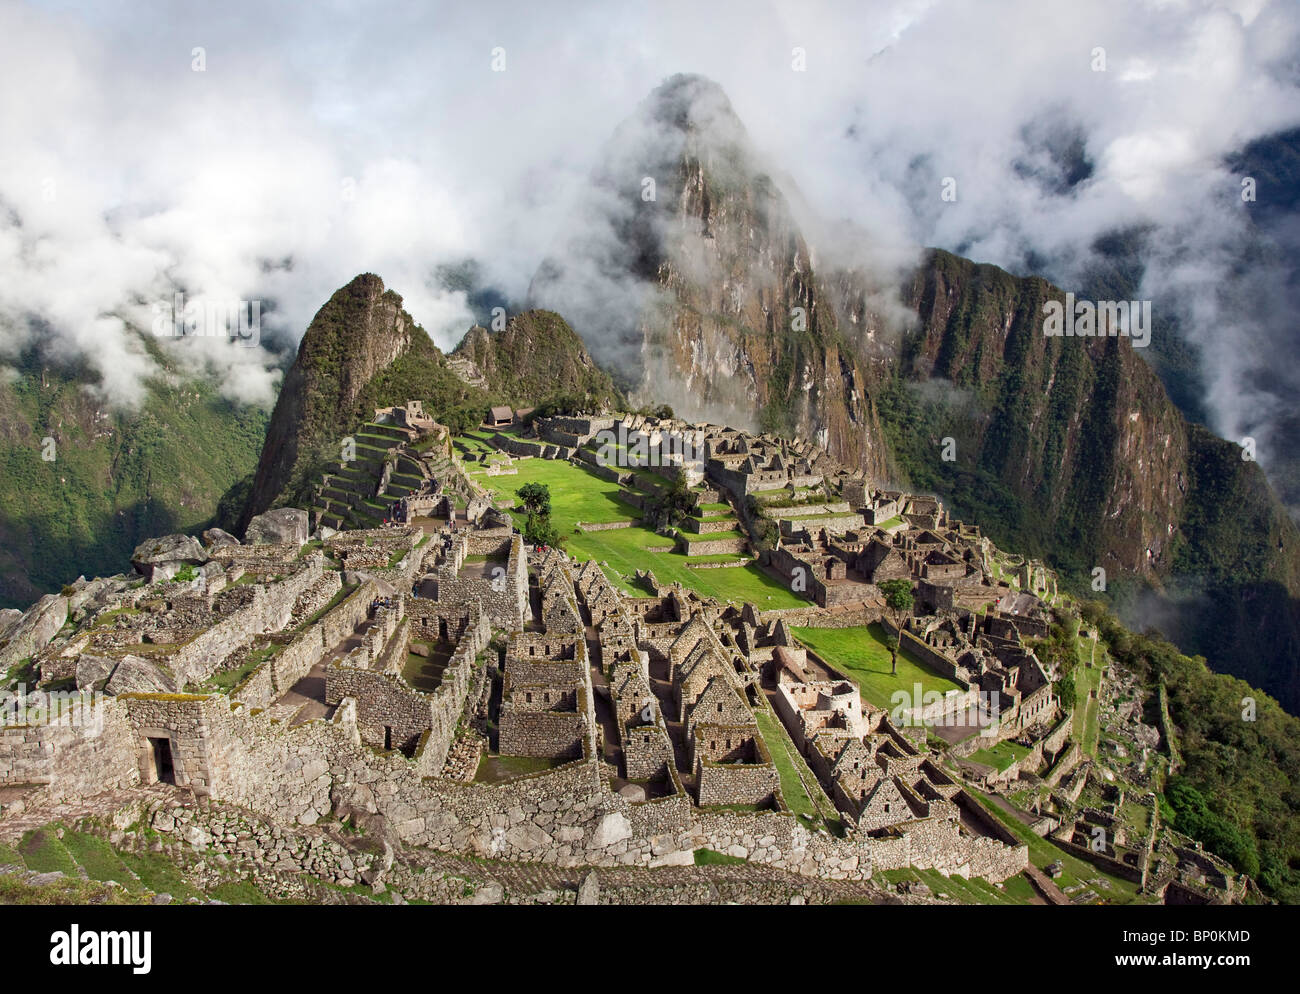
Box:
674 535 748 556
0 696 139 802
168 556 327 687
434 534 528 631
696 760 780 807
20 687 1026 883
499 707 588 760
622 722 674 780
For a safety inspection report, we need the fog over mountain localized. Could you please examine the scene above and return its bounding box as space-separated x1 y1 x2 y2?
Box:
2 0 1298 492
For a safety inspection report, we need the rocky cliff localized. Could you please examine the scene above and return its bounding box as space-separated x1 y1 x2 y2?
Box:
530 73 890 480
529 74 1300 711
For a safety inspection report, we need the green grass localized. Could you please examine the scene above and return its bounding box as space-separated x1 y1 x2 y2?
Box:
467 454 641 525
790 624 964 711
203 644 277 694
968 740 1031 772
117 850 207 903
694 848 746 866
967 789 1148 904
60 830 143 891
18 828 78 875
1073 639 1102 757
464 448 806 609
473 754 567 784
210 880 281 904
678 529 746 543
879 866 1037 905
754 709 840 832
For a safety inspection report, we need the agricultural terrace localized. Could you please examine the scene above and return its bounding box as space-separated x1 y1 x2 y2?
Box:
461 444 807 609
790 624 964 711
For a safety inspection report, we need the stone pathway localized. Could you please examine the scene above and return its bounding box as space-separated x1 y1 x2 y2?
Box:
406 847 892 905
0 784 183 843
1024 864 1071 905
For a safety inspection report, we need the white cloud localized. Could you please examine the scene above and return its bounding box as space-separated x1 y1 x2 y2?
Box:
0 0 1295 467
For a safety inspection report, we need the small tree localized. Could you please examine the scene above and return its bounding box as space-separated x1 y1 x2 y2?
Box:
524 513 563 549
516 482 562 548
516 482 551 518
646 474 694 530
878 578 915 675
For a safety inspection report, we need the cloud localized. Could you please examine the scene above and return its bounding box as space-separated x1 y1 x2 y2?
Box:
0 0 1296 479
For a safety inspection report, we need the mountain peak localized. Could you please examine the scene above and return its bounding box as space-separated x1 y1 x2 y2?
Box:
236 273 421 530
643 74 740 132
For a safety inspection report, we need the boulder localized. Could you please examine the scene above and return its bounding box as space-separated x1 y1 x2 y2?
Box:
0 593 69 669
591 811 632 848
131 534 207 581
201 527 241 549
103 655 179 695
0 608 22 642
469 881 504 905
75 654 118 690
244 508 309 547
576 871 600 906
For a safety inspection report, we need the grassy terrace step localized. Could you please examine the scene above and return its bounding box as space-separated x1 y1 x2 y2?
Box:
60 830 145 891
685 554 755 566
358 438 403 449
696 504 734 517
687 515 739 530
18 828 78 875
678 529 746 543
462 440 807 609
790 624 963 711
332 472 378 490
330 465 379 484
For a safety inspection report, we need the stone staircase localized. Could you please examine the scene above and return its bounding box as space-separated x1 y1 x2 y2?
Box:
311 422 417 531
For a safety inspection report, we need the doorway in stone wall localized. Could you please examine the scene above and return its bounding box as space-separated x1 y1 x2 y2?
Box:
149 737 176 785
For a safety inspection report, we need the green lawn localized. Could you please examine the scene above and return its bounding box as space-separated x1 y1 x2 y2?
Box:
754 709 840 832
967 789 1149 905
473 754 566 783
968 740 1031 772
462 448 806 609
678 529 746 543
1073 638 1102 757
878 866 1038 905
694 848 746 866
467 455 641 526
791 624 963 711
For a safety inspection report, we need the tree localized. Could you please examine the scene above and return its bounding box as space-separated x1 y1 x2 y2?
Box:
878 578 915 675
524 513 563 549
516 482 551 518
515 482 561 548
645 474 694 530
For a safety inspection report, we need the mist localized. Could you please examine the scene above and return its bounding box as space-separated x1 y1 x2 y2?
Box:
1 0 1297 476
